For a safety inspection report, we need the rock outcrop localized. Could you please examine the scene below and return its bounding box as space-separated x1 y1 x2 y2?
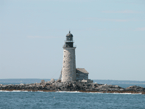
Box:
0 80 145 94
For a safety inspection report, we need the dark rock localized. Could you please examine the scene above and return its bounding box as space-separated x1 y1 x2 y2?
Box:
0 81 144 94
56 79 61 83
125 85 144 92
55 82 63 87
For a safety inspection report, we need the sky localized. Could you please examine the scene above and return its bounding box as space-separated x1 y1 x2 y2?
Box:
0 0 145 80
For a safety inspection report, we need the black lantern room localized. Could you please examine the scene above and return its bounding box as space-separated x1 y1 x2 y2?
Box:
64 31 74 47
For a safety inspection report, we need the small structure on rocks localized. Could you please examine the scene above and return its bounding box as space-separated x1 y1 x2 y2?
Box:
60 31 93 83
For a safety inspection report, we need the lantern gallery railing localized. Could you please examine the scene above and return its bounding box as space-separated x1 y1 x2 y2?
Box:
65 40 73 42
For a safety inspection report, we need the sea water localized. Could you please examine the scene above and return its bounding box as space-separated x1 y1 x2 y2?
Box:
0 91 145 109
0 79 145 109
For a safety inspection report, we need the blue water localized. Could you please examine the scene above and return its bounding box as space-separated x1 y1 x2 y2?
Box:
0 79 145 109
0 91 145 109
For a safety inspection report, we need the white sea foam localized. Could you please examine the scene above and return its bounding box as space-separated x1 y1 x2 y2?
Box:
56 91 141 95
111 92 142 95
88 92 142 95
0 90 143 94
0 90 53 93
56 91 81 93
37 91 43 92
0 90 29 92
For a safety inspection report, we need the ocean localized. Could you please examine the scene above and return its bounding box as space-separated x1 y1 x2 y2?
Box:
0 79 145 109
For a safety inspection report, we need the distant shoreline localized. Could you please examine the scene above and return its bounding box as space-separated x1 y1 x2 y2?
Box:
1 79 145 85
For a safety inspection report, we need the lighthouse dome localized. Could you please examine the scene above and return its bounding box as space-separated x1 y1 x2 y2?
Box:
66 31 73 37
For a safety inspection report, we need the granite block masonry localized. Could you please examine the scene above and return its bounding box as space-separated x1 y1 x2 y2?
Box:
61 31 93 83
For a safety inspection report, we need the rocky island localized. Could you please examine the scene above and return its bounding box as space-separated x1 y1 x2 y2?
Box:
0 79 145 94
1 32 144 94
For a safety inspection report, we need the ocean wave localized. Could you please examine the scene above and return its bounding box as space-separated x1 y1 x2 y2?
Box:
55 91 142 95
0 90 52 93
56 91 81 93
88 92 142 95
0 90 29 92
109 93 132 94
0 90 143 94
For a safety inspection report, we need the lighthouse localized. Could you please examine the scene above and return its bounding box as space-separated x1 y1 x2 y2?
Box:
61 31 76 82
60 31 92 83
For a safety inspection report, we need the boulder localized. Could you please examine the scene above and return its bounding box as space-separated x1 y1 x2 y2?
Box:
56 82 63 87
46 86 51 89
40 80 46 86
119 88 124 91
126 85 143 89
41 80 45 84
126 85 144 92
35 83 40 86
56 79 61 83
81 79 88 83
114 85 119 88
50 78 55 83
87 79 93 83
20 83 24 86
73 84 76 88
46 81 51 85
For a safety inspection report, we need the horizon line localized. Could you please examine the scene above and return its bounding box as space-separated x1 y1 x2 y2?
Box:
0 78 145 82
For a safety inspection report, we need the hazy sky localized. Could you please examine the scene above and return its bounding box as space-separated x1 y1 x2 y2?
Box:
0 0 145 80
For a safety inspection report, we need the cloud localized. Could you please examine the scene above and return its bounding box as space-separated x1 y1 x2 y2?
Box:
38 0 101 1
85 18 130 22
101 10 143 14
85 18 145 22
27 36 60 38
27 36 41 38
136 28 145 31
111 19 128 22
116 0 145 5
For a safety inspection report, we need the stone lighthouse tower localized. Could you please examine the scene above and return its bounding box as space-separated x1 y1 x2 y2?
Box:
61 31 76 82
